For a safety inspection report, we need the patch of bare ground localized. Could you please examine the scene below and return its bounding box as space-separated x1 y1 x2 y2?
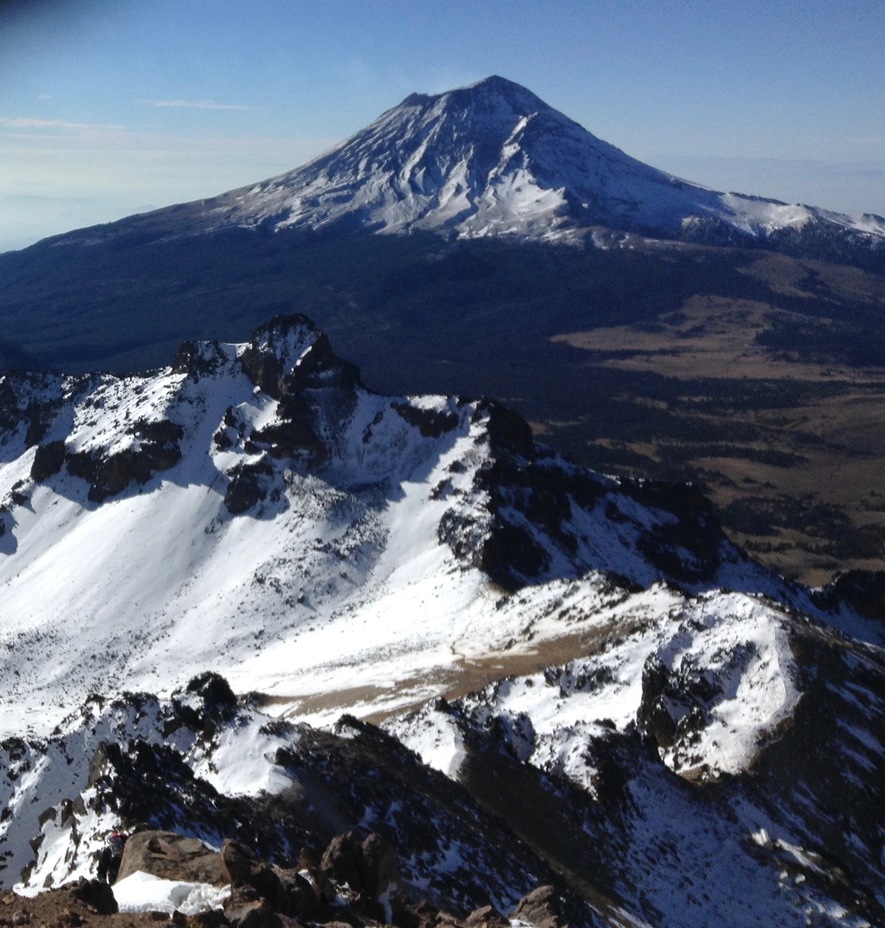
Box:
264 621 632 727
552 295 885 385
739 252 885 303
0 887 161 928
436 620 633 705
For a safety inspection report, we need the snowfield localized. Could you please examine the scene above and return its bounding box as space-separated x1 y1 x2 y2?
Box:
112 872 230 916
389 590 802 783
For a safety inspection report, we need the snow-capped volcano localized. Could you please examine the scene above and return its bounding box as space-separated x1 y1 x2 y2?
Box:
110 75 883 255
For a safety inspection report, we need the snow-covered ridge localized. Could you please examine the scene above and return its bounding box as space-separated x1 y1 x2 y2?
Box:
2 314 883 926
112 75 882 258
4 608 880 926
2 313 873 740
386 594 884 926
391 590 802 783
3 676 576 913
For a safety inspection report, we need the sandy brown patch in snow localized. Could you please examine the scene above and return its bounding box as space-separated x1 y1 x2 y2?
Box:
273 684 393 719
261 622 625 726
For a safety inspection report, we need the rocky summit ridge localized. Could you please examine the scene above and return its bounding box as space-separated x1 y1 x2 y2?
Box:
51 76 885 268
0 313 878 731
1 316 883 926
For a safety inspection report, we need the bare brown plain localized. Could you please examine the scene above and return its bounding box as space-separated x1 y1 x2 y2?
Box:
549 255 885 585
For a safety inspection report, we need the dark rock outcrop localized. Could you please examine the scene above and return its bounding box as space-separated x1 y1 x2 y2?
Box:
440 400 737 591
172 339 230 379
393 402 460 439
66 687 576 920
221 840 291 914
65 418 183 503
240 316 360 399
65 877 119 915
630 479 728 583
30 440 66 481
512 885 576 928
481 402 535 460
319 830 397 904
812 569 885 623
183 673 238 717
24 402 59 449
252 394 326 463
224 458 274 514
636 645 758 763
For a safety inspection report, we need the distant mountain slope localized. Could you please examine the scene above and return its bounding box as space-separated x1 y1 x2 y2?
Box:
45 75 885 263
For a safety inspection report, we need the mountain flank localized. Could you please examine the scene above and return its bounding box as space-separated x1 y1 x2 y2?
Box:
3 232 883 582
27 75 885 263
11 313 864 735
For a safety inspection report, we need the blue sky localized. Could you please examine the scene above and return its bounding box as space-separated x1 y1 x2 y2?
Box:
1 0 883 253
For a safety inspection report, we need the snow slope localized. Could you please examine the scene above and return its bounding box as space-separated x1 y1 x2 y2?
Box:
392 590 801 782
3 609 879 925
388 596 884 926
4 681 574 917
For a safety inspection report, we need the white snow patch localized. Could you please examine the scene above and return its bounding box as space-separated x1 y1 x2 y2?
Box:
113 871 230 915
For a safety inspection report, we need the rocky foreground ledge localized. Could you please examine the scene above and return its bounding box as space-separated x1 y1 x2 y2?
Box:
5 829 574 928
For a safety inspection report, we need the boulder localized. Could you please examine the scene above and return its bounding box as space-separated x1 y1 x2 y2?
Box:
359 832 398 899
224 894 267 928
221 840 290 913
511 886 570 928
226 902 302 928
387 897 444 928
64 878 119 915
465 904 508 928
272 868 320 920
186 912 231 928
319 830 396 902
116 831 227 886
319 832 364 893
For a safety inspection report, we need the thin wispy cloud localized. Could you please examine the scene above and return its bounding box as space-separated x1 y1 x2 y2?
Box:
145 99 250 111
0 116 123 130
